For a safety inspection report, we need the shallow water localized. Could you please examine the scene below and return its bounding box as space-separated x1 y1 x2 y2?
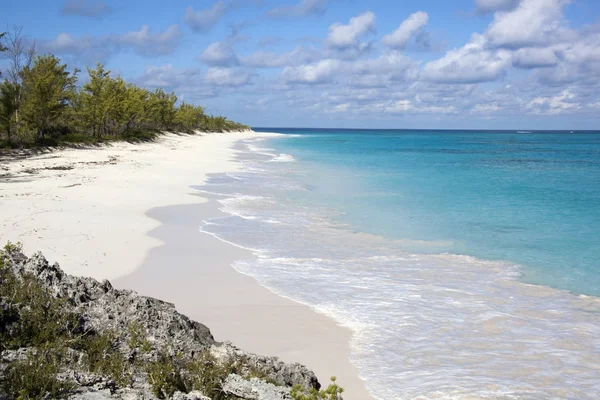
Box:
196 130 600 400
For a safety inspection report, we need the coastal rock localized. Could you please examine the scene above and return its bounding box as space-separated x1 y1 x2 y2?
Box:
222 374 291 400
0 249 322 400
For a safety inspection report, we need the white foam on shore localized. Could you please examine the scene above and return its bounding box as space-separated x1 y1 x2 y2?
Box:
195 138 600 400
268 154 297 163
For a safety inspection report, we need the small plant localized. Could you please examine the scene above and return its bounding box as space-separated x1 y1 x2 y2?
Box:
0 271 79 349
185 349 235 400
78 331 132 387
146 352 187 399
291 377 344 400
3 241 23 254
2 347 74 400
128 321 152 353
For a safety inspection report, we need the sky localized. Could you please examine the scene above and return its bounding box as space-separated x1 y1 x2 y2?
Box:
1 0 600 130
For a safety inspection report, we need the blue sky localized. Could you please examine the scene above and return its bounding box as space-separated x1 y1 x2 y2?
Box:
2 0 600 129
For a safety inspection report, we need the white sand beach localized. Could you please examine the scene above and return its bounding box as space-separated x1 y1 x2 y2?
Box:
0 131 374 400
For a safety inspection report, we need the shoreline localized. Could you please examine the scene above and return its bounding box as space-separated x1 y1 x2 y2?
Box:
0 131 374 399
113 198 374 400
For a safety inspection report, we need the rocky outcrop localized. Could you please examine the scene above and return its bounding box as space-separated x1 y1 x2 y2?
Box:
0 250 321 400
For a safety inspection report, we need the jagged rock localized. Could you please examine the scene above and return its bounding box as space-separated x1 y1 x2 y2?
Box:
223 374 291 400
172 390 211 400
1 250 323 400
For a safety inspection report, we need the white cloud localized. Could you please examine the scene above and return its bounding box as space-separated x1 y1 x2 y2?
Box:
382 11 429 49
267 0 328 18
326 11 376 49
240 47 321 68
42 33 98 55
475 0 520 14
200 41 239 66
185 1 231 32
40 25 183 62
485 0 573 49
281 59 341 84
526 89 579 114
135 64 200 88
368 99 458 115
204 67 253 86
512 47 558 68
472 103 502 113
422 34 511 83
116 25 182 57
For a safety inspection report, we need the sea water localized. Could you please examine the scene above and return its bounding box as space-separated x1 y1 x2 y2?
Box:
196 129 600 400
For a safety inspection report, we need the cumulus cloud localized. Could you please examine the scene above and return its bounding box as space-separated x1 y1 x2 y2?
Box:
485 0 573 49
382 99 457 114
526 89 579 114
41 33 99 55
39 25 182 61
240 47 321 68
135 64 201 89
204 67 253 86
512 47 558 68
326 11 376 49
422 34 511 83
279 50 418 88
200 41 239 66
267 0 328 18
61 0 112 18
185 1 232 33
382 11 429 49
475 0 520 14
115 25 182 57
281 59 341 84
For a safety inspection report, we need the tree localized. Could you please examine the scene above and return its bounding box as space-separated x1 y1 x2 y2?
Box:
80 63 111 137
20 55 78 141
149 89 177 131
0 32 7 53
1 26 36 143
174 102 204 133
0 81 20 144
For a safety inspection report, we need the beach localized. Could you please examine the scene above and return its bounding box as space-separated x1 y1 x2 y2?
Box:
0 131 374 400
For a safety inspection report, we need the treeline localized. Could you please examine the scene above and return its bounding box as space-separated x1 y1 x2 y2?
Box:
0 28 249 148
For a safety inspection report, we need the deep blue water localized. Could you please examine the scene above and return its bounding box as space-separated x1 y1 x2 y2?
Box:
197 128 600 399
254 128 600 296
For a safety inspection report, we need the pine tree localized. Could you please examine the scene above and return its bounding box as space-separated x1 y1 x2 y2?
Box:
20 55 78 141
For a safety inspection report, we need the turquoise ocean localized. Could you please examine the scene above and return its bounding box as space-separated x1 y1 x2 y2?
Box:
197 129 600 399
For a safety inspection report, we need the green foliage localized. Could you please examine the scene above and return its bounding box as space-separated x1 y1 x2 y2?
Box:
128 321 152 353
0 81 20 145
184 349 234 400
2 348 74 400
77 331 133 387
0 243 79 351
146 352 187 399
0 47 249 147
20 55 78 141
290 377 345 400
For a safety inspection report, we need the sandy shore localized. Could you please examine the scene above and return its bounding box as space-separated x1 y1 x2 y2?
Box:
0 132 374 400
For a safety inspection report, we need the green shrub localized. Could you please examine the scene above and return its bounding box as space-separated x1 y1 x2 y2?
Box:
2 347 74 400
184 349 233 400
290 377 344 400
146 352 187 399
0 271 79 349
128 321 152 354
77 331 132 387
